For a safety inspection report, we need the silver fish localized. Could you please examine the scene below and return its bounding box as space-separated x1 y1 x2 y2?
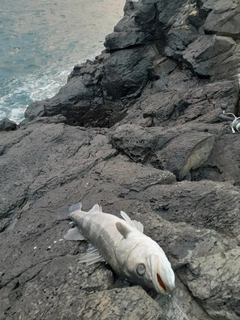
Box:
64 203 175 295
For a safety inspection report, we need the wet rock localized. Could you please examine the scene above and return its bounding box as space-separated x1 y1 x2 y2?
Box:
24 99 48 121
0 118 18 131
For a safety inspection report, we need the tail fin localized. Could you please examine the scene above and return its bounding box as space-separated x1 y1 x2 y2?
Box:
69 202 82 213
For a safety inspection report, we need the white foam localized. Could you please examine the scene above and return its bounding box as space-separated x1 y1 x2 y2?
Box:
0 66 71 124
0 0 125 124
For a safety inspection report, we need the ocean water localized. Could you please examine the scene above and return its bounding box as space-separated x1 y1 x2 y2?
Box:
0 0 125 123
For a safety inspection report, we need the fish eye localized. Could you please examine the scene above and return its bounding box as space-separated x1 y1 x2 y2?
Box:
136 263 146 276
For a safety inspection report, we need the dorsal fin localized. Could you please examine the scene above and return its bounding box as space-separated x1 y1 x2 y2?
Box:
120 211 144 233
88 204 101 214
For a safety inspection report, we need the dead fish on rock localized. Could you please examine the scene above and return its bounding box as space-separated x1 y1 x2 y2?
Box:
64 202 175 295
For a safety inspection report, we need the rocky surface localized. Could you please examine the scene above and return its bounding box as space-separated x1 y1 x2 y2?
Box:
1 0 240 319
0 118 18 131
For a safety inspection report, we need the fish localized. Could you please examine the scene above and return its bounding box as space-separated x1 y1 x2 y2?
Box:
64 202 175 295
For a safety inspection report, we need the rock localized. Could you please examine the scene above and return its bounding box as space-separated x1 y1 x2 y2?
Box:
0 118 18 131
0 122 117 220
197 133 240 186
70 286 163 319
94 156 176 190
105 30 148 50
102 46 156 100
203 1 240 40
24 99 48 121
181 35 238 80
23 45 156 127
111 124 216 180
1 0 240 319
104 1 159 50
116 79 239 127
154 129 216 180
178 247 240 320
23 0 240 128
138 180 240 237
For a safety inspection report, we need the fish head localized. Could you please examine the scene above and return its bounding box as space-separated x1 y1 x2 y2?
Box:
116 222 175 295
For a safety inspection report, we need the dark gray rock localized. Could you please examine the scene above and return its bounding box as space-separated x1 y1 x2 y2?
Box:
203 1 240 40
102 46 156 100
23 46 156 127
23 0 240 128
24 99 48 121
198 133 240 186
115 79 239 128
0 118 18 131
104 30 148 50
111 124 216 180
178 247 240 320
137 180 240 238
182 35 238 79
0 122 117 220
1 0 240 319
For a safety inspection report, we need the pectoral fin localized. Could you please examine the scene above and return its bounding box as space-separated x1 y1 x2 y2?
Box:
116 221 132 239
64 227 85 241
78 244 105 265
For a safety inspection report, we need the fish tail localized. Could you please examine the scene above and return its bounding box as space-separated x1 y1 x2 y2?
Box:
69 202 82 213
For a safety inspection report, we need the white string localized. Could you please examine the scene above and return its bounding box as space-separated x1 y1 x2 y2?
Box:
168 294 190 320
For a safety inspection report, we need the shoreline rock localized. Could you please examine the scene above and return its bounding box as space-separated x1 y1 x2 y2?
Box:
1 0 240 319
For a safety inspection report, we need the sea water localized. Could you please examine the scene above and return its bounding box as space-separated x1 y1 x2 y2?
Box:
0 0 125 123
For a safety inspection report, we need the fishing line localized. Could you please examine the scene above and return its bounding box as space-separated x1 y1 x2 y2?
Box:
168 294 190 320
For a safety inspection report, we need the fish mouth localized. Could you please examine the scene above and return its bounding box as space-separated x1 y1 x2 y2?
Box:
150 254 171 295
157 273 168 293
